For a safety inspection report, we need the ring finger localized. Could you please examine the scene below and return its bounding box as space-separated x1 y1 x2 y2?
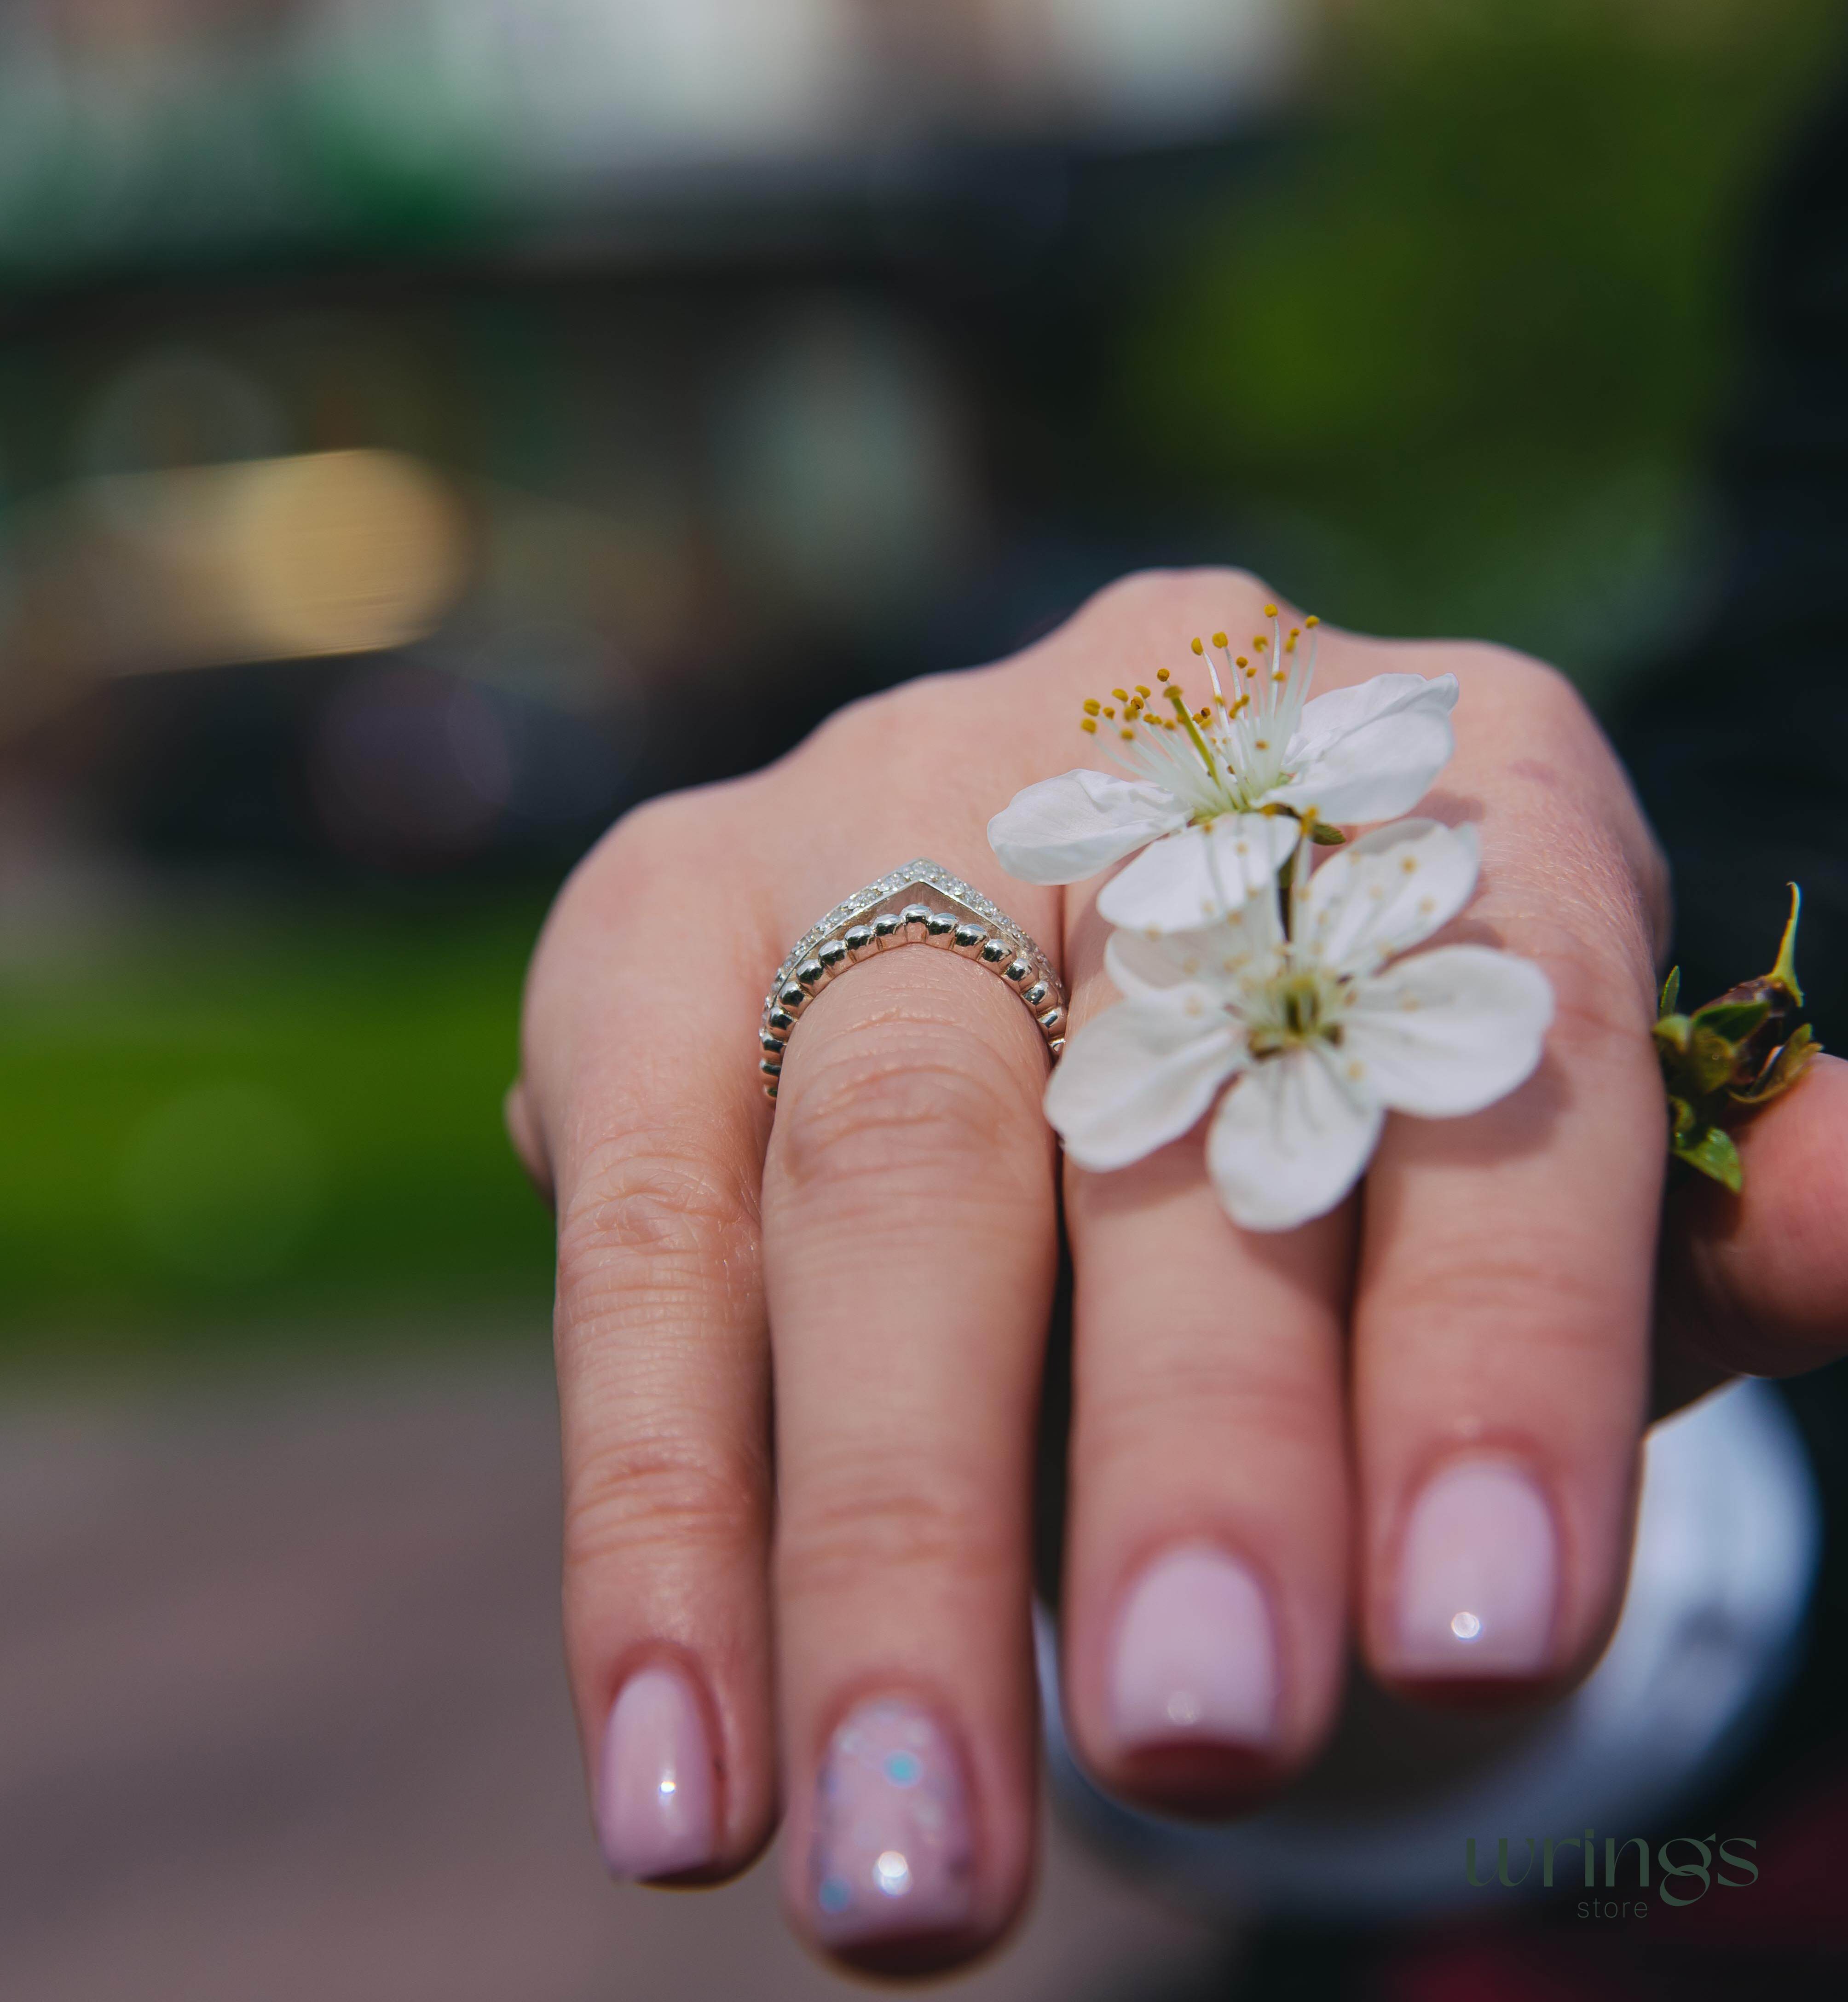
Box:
1053 905 1357 1815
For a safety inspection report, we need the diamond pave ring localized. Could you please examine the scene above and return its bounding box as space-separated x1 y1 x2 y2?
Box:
758 859 1067 1103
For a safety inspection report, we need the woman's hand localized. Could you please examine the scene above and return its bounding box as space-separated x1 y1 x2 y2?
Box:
507 570 1848 1975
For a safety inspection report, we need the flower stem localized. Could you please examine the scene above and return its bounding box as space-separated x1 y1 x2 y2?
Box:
1288 812 1317 943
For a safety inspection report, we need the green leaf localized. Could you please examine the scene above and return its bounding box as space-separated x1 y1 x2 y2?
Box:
1769 883 1805 1005
1309 822 1348 845
1666 1094 1696 1144
1690 997 1771 1042
1686 1024 1742 1096
1673 1123 1742 1192
1731 1023 1821 1106
1658 966 1681 1017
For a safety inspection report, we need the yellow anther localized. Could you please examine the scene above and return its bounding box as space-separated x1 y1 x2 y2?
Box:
1235 655 1248 668
1212 631 1228 648
1112 688 1129 702
1103 706 1116 718
1305 614 1320 627
1120 727 1135 741
1082 697 1101 716
1156 667 1171 682
1135 684 1151 698
1197 707 1211 722
1264 602 1278 617
1190 637 1204 655
1273 668 1287 682
1253 636 1268 651
1080 717 1097 734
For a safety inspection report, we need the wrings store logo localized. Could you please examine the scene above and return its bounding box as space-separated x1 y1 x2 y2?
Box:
1466 1831 1758 1919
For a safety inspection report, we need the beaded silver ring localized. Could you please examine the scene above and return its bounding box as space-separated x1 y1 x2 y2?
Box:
758 858 1067 1103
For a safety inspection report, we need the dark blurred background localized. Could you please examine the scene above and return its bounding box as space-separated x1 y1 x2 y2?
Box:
4 0 1842 1352
4 3 1847 1997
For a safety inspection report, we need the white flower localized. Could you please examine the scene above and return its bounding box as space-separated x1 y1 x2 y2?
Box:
988 609 1459 922
1044 819 1553 1231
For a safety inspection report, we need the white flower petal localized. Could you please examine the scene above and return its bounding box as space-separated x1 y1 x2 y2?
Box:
1303 819 1480 973
1270 672 1458 823
1045 993 1244 1171
1095 813 1299 933
1342 946 1554 1116
988 769 1189 885
1206 1046 1383 1232
1105 897 1284 1001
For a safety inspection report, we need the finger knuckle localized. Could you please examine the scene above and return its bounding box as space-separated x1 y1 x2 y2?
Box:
778 1467 1011 1605
1507 650 1595 732
1065 566 1269 641
1549 949 1652 1058
606 777 756 860
785 661 1026 782
1089 1355 1334 1468
564 1427 764 1571
1441 650 1666 991
1444 640 1593 732
1074 567 1191 625
565 780 770 929
1478 839 1660 1046
556 1136 760 1341
524 781 774 1045
771 1011 1043 1207
1376 1249 1626 1358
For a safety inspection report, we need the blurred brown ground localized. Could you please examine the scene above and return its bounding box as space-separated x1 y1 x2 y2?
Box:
0 1354 1225 2002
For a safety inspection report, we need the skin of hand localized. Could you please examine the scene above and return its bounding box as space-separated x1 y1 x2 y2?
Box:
506 570 1848 1976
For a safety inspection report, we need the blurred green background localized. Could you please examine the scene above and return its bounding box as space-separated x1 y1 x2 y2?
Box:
1121 0 1843 685
2 0 1842 1361
0 894 553 1357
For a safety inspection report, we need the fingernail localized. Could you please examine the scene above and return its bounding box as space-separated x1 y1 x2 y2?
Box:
809 1697 974 1948
1389 1458 1559 1676
1108 1545 1281 1750
596 1664 716 1880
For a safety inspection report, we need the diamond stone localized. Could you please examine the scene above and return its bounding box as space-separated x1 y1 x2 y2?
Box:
762 858 1057 1032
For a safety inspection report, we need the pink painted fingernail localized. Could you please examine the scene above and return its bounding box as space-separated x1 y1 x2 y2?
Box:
809 1698 974 1948
596 1664 716 1880
1389 1458 1559 1676
1108 1545 1280 1751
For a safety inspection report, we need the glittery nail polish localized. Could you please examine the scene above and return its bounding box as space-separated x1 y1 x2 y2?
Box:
808 1697 973 1948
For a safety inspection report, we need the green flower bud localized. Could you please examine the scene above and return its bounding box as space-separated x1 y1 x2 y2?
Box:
1655 885 1819 1192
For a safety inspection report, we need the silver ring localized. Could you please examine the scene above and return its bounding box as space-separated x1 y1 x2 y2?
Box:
758 858 1067 1102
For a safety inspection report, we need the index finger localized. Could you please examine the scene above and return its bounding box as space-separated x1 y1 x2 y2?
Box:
519 786 782 1882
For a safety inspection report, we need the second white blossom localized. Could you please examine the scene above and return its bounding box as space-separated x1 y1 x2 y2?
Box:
1045 819 1553 1230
